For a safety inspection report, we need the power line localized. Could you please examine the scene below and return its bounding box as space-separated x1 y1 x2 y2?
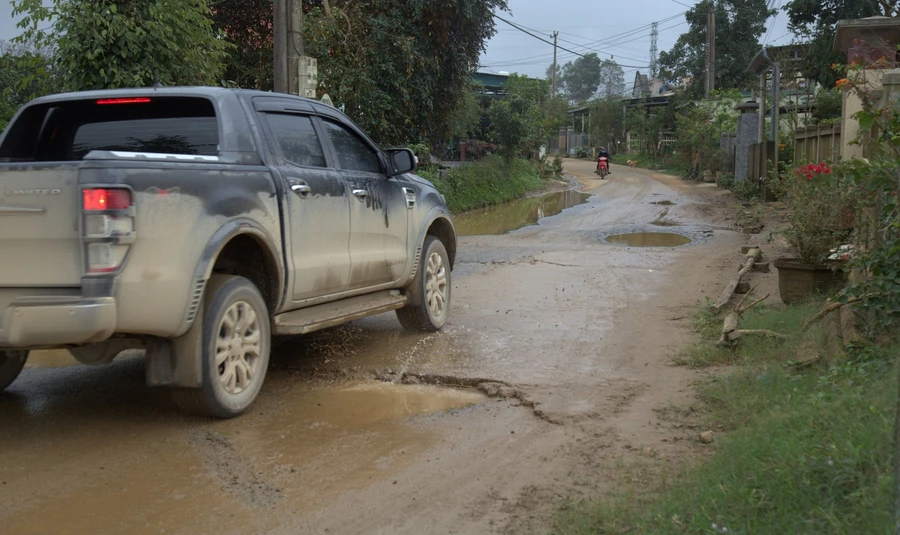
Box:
482 18 687 70
493 14 650 69
763 0 783 45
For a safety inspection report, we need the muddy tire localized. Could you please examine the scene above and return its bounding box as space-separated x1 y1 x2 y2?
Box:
0 351 27 392
397 236 451 332
172 275 270 418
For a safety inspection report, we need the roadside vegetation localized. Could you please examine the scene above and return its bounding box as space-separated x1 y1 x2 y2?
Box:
556 299 896 535
418 156 546 214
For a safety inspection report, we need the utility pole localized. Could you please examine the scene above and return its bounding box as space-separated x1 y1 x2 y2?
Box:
705 2 716 98
273 0 288 94
551 31 559 97
288 0 303 95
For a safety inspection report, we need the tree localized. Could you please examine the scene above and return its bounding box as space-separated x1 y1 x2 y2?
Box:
546 62 565 94
487 73 552 159
783 0 899 87
562 53 602 104
303 0 507 147
659 0 775 97
597 60 625 99
210 0 275 90
0 40 61 130
12 0 229 90
588 97 626 154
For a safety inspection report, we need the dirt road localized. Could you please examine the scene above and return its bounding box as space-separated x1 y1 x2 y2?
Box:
0 160 745 534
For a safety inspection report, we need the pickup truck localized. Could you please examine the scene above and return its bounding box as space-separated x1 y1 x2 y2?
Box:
0 87 456 417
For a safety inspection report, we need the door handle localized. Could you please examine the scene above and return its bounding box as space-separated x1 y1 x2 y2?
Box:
352 189 368 198
290 183 311 198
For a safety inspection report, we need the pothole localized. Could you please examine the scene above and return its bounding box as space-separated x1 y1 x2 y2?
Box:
651 200 675 206
605 232 692 247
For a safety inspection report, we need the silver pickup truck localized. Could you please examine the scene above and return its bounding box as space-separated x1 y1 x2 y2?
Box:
0 87 456 417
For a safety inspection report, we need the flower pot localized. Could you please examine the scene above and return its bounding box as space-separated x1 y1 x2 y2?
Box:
703 170 716 183
773 258 846 304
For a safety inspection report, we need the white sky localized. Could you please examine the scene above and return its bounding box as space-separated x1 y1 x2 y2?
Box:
1 0 794 81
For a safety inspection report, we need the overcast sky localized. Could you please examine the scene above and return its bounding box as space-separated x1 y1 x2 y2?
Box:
1 0 792 81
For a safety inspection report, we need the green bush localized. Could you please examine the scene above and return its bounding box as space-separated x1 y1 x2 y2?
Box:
417 155 545 213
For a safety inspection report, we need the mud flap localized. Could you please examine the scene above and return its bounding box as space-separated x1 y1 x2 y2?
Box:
145 304 204 388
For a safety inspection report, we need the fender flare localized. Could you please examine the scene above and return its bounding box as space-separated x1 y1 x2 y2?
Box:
179 218 284 336
408 208 457 281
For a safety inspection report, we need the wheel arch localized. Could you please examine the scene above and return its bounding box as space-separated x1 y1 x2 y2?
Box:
423 213 457 269
189 220 283 331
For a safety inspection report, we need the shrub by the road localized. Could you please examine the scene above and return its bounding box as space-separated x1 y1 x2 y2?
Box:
418 155 545 214
556 301 895 535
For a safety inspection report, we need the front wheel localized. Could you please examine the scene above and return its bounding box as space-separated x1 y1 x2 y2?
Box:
172 275 270 418
397 237 451 332
0 351 27 392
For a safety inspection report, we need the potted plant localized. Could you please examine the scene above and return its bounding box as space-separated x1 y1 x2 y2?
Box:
773 162 860 304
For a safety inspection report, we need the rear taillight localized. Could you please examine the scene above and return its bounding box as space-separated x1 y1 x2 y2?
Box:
83 188 132 211
81 187 136 274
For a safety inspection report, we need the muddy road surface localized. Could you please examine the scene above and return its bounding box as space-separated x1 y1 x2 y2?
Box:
0 160 744 534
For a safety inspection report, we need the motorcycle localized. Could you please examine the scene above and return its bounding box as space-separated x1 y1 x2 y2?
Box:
596 156 609 179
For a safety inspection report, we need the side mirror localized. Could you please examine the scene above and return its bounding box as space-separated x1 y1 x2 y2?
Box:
386 148 417 177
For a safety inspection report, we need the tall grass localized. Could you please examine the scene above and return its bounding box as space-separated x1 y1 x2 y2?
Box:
417 156 546 214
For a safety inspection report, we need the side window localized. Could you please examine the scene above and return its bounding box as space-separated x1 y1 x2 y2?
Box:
321 120 382 174
264 113 326 168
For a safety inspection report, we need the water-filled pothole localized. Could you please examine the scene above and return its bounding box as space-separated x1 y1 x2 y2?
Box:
455 190 591 236
606 232 692 247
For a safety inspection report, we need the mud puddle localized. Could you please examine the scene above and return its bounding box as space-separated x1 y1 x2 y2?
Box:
0 381 486 534
455 190 591 236
606 232 692 247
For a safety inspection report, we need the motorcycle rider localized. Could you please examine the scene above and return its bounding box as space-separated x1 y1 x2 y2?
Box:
597 146 611 175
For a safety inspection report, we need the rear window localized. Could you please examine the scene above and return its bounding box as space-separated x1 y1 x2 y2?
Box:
0 96 219 162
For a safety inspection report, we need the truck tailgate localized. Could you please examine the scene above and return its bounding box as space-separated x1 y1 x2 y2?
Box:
0 165 83 286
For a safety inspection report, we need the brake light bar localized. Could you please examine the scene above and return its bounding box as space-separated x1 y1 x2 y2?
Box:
96 97 152 105
83 188 132 211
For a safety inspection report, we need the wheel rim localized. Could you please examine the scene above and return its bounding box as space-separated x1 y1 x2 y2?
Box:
215 301 262 395
424 251 448 319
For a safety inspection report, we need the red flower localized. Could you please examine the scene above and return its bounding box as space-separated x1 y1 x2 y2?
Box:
806 173 813 179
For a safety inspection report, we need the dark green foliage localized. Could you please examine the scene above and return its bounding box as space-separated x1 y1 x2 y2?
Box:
13 0 229 90
0 41 61 130
303 0 507 147
659 0 775 97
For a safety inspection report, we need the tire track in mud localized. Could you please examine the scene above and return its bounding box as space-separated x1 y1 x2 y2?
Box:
187 430 282 508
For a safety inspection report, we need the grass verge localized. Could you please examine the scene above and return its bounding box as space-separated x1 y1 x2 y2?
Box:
556 300 896 535
417 155 546 214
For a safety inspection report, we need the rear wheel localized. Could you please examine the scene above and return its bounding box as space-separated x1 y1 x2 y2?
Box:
172 275 270 418
397 237 451 332
0 351 28 392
